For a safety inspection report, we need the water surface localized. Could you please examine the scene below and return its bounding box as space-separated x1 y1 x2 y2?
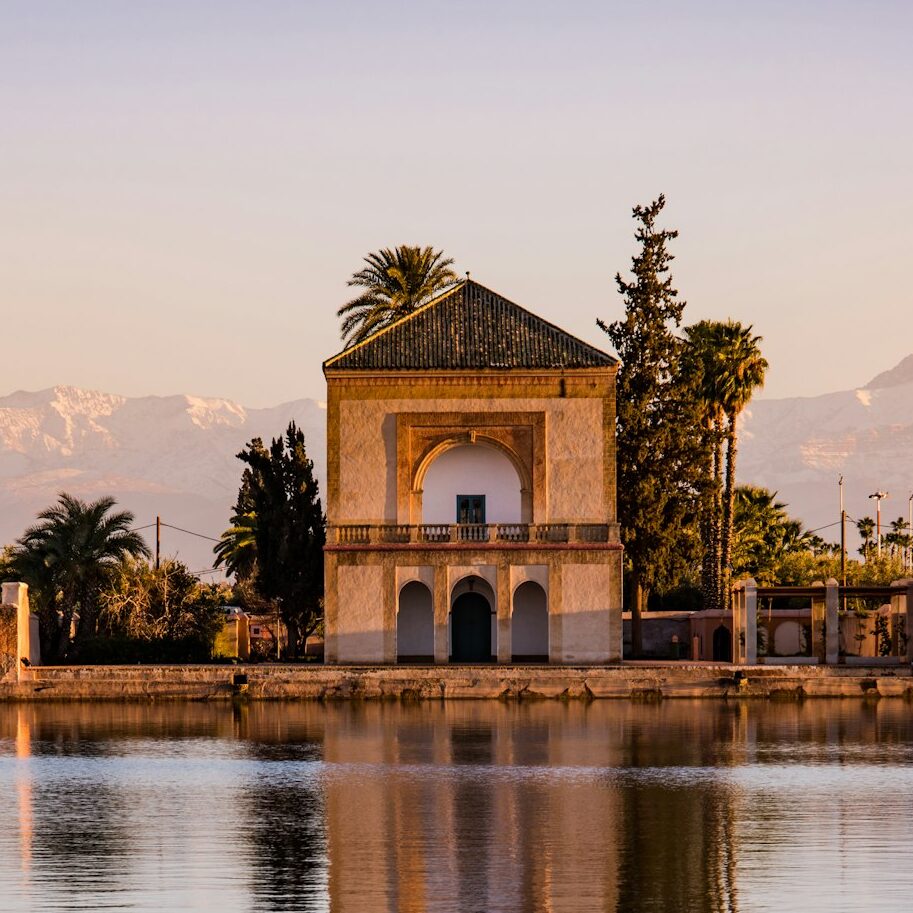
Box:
1 700 911 912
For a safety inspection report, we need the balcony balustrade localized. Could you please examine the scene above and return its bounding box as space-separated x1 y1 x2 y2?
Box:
330 522 618 546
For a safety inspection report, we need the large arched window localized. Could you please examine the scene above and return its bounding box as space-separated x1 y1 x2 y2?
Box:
422 444 522 524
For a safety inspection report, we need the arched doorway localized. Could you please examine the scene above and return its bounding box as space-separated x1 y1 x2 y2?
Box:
712 624 732 662
512 581 548 662
397 581 434 662
451 592 493 662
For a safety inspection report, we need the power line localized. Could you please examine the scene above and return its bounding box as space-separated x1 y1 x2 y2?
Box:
805 520 842 535
160 522 222 543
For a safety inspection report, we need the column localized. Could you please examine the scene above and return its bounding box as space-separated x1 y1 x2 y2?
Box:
1 582 34 679
810 582 826 662
731 583 744 663
497 561 511 663
825 578 840 665
433 564 449 663
744 579 757 665
906 583 913 663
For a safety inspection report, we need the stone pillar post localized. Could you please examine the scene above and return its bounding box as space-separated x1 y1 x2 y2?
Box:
906 583 913 663
744 579 757 665
731 585 743 663
1 582 38 679
433 565 449 663
810 582 826 662
825 578 840 665
496 562 511 663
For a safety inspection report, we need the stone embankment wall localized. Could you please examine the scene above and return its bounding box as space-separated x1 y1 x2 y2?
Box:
1 663 911 701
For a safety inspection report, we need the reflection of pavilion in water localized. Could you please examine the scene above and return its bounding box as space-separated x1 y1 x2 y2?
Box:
9 702 913 912
318 702 757 913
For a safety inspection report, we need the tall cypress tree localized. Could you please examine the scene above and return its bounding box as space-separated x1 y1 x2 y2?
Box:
227 422 326 658
599 196 705 654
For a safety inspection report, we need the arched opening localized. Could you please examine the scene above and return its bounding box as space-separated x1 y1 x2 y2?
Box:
511 581 548 662
450 576 495 663
421 444 523 524
712 624 732 662
397 581 434 662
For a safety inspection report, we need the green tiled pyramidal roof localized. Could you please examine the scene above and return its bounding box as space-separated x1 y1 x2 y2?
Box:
324 280 616 371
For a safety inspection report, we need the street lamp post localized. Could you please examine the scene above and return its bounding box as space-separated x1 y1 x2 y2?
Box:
869 491 889 559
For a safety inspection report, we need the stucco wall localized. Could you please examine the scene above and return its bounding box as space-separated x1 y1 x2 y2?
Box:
336 396 604 523
556 563 620 663
336 565 386 662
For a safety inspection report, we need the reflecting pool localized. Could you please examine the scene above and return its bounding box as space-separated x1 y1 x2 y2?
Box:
1 700 912 912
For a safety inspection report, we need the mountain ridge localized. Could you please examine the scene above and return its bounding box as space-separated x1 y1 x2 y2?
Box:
2 353 911 569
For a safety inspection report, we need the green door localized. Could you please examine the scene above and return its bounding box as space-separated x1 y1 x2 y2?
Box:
451 592 493 662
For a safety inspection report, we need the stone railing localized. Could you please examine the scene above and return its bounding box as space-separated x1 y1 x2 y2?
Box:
330 522 619 546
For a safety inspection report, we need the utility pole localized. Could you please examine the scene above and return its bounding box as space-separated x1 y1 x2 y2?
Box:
869 492 888 558
839 476 846 588
155 515 161 571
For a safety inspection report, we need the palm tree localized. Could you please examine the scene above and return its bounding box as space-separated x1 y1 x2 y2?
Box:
716 323 768 606
856 516 875 560
731 485 813 583
214 509 258 580
337 245 458 346
682 321 730 610
7 493 150 659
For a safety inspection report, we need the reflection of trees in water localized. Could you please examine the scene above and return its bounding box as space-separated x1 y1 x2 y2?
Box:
31 780 133 900
234 703 328 912
244 775 327 911
10 698 913 913
616 778 739 913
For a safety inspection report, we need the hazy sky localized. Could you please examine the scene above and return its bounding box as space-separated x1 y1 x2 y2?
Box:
2 0 911 406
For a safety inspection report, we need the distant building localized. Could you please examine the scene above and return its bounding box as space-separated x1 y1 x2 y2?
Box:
322 280 623 664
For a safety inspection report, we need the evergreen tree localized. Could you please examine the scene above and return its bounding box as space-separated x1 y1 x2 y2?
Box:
217 422 325 658
599 196 705 654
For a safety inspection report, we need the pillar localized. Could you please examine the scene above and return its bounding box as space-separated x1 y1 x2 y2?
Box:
825 578 840 665
496 562 511 663
732 579 757 665
731 585 743 663
2 582 39 678
433 564 449 663
744 579 757 665
810 582 826 662
906 583 913 663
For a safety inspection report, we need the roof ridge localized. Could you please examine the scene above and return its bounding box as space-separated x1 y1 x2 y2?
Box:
460 279 614 363
323 279 617 372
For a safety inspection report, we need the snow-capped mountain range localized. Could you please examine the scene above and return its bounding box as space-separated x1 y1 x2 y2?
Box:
0 356 910 571
739 355 913 544
0 386 326 574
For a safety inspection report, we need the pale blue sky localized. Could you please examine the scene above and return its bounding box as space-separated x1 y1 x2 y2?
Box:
1 0 911 405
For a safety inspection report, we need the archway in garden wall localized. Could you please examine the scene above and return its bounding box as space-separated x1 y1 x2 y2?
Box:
712 624 732 662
